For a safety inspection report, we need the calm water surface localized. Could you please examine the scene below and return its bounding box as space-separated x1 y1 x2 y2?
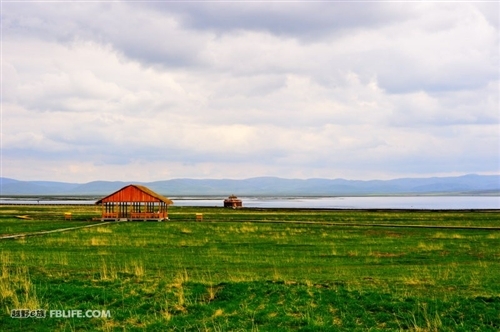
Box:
174 196 500 209
1 196 499 209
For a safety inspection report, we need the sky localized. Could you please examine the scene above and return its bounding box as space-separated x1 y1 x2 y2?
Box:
1 1 499 183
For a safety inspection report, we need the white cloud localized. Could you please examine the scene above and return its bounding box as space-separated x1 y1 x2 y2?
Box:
2 2 498 182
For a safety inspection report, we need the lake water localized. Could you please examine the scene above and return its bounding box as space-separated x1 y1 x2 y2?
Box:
1 196 498 210
174 196 500 209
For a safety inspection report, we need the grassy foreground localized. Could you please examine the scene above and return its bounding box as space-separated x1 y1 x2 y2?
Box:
0 205 499 331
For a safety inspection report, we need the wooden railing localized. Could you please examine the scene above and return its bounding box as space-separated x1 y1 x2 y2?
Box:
101 212 167 220
130 212 166 219
102 212 118 219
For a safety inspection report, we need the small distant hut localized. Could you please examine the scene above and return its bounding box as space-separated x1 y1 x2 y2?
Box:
95 184 173 221
224 195 242 208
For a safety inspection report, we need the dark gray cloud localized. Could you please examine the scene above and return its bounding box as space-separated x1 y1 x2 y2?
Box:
3 2 204 67
139 2 413 38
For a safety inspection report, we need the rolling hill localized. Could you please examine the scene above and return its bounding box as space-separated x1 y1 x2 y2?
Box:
1 174 499 196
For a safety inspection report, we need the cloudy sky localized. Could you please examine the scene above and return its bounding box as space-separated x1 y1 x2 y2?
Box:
2 1 499 182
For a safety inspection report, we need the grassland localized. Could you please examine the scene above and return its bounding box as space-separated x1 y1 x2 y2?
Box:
0 205 499 331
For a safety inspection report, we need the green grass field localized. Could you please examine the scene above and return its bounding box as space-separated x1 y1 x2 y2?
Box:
1 205 499 331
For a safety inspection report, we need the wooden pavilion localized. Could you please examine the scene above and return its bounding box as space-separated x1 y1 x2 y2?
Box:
223 195 242 208
95 185 173 221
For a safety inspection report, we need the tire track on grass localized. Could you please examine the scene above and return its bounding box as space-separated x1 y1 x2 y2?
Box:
192 219 500 230
271 220 500 230
0 221 125 240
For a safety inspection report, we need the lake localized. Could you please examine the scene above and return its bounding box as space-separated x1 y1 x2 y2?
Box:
174 196 500 209
4 196 496 209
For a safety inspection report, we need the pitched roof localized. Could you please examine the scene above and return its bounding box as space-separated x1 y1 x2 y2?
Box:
95 184 173 205
224 194 241 202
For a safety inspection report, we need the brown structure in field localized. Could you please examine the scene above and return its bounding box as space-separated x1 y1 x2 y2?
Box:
95 185 173 221
224 195 242 208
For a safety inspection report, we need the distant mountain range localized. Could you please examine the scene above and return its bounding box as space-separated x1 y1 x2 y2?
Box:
1 174 499 196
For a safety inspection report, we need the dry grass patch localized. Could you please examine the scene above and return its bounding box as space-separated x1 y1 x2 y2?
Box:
122 260 146 278
90 237 109 246
486 232 500 239
417 242 444 251
0 264 42 311
212 308 224 318
180 228 192 234
97 260 118 281
239 225 258 233
432 232 464 239
95 227 113 233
